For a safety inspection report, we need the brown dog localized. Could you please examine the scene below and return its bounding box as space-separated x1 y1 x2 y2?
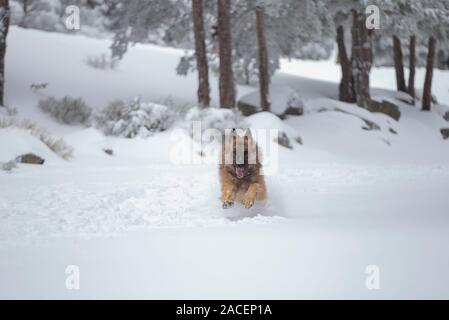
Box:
219 128 267 209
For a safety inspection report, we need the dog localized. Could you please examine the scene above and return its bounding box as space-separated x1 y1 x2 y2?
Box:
219 128 267 209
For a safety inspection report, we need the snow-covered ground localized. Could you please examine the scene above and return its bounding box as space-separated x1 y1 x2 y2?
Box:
1 27 449 299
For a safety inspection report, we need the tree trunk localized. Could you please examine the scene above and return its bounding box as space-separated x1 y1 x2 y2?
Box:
407 35 416 99
0 0 9 107
192 0 210 108
336 25 355 103
351 10 372 108
255 6 270 112
217 0 235 108
393 35 406 93
422 36 436 111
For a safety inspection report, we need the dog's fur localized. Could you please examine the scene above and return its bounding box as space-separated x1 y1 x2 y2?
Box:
219 128 267 209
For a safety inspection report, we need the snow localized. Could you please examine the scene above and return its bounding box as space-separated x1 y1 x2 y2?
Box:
1 26 449 299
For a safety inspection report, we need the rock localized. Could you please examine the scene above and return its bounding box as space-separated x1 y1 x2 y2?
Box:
103 148 114 156
275 131 293 149
284 106 304 116
441 128 449 140
16 153 45 165
237 100 259 117
367 99 401 121
389 128 398 135
295 136 303 145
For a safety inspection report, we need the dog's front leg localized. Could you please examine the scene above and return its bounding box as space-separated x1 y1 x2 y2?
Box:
243 183 260 209
221 181 236 209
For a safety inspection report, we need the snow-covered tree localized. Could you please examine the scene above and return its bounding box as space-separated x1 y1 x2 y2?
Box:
0 0 9 106
106 0 189 59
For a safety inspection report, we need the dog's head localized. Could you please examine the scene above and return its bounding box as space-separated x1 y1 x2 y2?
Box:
222 128 260 179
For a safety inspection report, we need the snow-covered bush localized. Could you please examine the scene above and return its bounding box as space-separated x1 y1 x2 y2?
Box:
0 117 73 160
184 107 245 140
18 0 63 31
285 92 304 115
86 53 119 70
38 96 92 126
1 160 17 172
95 98 174 138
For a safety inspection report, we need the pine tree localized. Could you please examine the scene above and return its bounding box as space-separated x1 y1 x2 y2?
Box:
336 25 355 102
255 4 270 112
192 0 210 108
217 0 235 108
331 0 372 107
407 35 416 99
422 36 436 111
351 9 372 108
0 0 9 106
393 35 406 93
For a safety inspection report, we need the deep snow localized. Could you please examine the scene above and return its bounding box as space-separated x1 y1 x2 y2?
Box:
1 27 449 299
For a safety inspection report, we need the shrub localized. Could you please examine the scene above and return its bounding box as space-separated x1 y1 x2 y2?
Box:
95 98 174 138
86 53 119 70
38 96 92 125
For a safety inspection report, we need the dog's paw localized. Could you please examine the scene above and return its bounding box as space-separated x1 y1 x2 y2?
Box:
222 201 234 209
243 198 254 209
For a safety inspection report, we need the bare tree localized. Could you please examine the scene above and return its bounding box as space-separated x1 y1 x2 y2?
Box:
336 25 355 103
422 36 436 111
192 0 210 108
255 6 270 112
407 35 416 99
217 0 235 108
0 0 9 106
393 35 406 93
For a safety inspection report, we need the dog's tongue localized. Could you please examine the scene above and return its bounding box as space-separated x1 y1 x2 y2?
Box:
235 167 245 178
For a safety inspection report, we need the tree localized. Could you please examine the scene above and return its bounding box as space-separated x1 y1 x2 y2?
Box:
336 25 355 102
331 0 373 107
192 0 210 108
0 0 9 106
217 0 235 108
351 9 372 108
422 36 436 111
255 5 269 111
393 35 406 92
106 0 188 60
407 35 416 98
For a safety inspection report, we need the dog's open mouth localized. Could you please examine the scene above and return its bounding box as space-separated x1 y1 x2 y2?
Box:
235 166 246 179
